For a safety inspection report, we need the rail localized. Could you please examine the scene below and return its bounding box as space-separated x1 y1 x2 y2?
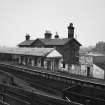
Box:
0 62 105 88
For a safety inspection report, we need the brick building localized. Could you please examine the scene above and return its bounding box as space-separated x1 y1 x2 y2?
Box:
18 23 81 68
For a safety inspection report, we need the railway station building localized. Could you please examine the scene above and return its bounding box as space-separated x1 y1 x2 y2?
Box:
18 23 81 70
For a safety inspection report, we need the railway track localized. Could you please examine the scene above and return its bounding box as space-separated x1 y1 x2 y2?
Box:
1 62 105 89
0 83 81 105
0 64 71 97
0 83 31 105
0 68 69 97
0 62 105 104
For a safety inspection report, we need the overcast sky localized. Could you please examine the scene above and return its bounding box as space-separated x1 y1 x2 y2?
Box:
0 0 105 47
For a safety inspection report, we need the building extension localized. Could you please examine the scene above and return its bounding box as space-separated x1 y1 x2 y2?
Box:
0 47 62 70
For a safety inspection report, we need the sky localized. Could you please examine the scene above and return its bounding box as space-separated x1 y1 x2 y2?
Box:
0 0 105 47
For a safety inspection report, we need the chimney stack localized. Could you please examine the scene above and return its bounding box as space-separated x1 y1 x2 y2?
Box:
44 30 52 39
25 33 30 40
68 23 74 39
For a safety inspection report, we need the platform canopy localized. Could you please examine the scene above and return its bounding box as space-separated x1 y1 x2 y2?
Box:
0 47 62 58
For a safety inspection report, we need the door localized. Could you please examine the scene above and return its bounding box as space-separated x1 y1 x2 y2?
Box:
41 58 44 67
87 67 90 77
54 59 59 70
47 60 51 70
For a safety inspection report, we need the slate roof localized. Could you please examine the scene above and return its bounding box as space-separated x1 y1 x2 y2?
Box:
37 38 70 45
95 63 105 70
86 52 105 57
0 47 55 57
18 40 35 46
18 38 81 46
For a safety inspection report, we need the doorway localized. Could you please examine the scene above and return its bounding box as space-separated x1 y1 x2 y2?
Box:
47 60 51 70
87 67 90 77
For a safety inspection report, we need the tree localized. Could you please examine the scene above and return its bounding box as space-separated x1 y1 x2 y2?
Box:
93 41 105 54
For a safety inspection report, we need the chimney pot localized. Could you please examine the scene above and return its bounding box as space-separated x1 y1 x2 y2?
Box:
25 33 30 40
68 23 74 39
55 32 59 39
44 30 52 39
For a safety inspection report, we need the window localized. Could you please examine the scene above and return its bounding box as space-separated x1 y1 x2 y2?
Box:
34 58 38 66
63 62 65 68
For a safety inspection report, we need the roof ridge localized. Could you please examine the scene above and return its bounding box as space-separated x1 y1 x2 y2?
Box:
18 37 81 46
